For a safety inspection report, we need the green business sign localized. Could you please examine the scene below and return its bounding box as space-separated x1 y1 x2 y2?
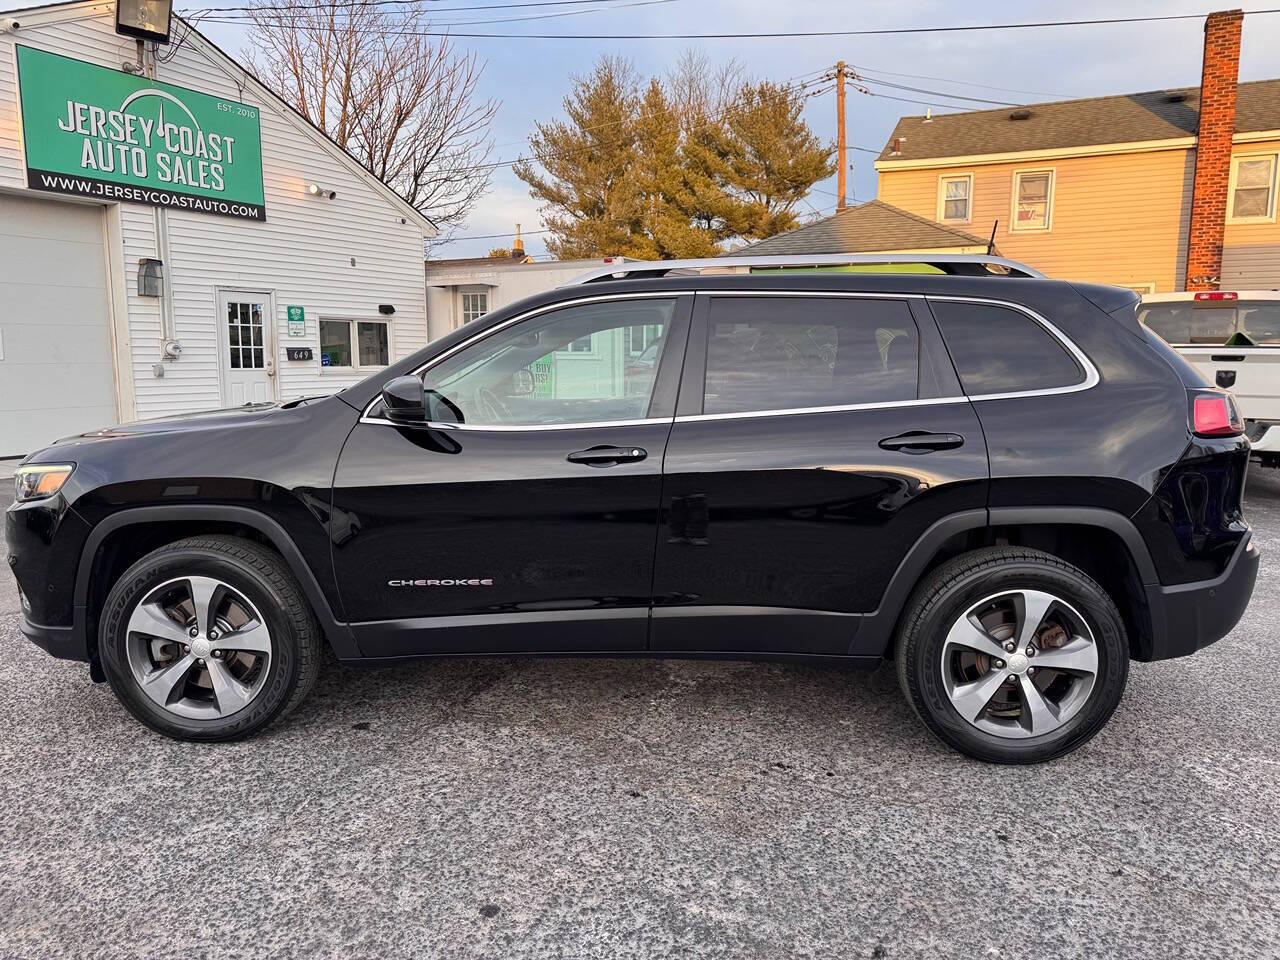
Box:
16 46 266 221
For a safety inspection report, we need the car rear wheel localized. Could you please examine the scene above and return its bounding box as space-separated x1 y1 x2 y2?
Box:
99 536 322 741
895 546 1129 764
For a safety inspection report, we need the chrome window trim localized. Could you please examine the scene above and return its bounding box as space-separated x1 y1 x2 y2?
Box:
926 294 1100 402
359 291 692 425
676 396 970 423
359 290 1098 430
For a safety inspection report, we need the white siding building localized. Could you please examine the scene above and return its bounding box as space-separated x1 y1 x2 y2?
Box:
0 1 433 456
424 255 620 340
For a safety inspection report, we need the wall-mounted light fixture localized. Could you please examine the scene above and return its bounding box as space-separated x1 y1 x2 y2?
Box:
307 183 337 200
115 0 172 44
378 304 396 315
138 258 164 298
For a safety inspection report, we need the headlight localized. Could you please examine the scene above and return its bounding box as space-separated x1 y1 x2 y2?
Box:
14 463 75 502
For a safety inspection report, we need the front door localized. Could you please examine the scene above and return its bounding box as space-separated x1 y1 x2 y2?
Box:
651 292 989 656
218 289 276 405
331 293 692 657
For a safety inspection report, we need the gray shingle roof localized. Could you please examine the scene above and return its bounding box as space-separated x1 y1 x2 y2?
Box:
877 78 1280 163
721 200 987 257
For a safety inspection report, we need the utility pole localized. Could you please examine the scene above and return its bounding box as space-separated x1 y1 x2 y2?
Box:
835 60 847 209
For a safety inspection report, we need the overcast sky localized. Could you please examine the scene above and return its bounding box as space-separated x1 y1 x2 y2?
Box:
10 0 1280 259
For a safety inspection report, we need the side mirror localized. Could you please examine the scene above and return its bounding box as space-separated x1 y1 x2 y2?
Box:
381 376 426 423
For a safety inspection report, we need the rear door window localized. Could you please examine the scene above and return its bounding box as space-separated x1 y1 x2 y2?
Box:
702 297 918 415
931 300 1084 396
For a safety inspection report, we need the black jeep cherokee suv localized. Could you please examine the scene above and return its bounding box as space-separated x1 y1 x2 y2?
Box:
6 258 1259 763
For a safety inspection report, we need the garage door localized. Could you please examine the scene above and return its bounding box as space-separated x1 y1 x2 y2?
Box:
0 195 117 457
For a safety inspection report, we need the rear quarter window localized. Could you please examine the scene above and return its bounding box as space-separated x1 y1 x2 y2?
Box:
930 300 1085 396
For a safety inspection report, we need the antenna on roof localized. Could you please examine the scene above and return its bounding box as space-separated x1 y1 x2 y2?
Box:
987 219 999 255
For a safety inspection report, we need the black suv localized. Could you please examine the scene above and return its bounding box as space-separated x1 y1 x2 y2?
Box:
6 256 1259 763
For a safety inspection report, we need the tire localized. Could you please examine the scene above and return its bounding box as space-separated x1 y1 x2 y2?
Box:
98 535 323 742
895 546 1129 764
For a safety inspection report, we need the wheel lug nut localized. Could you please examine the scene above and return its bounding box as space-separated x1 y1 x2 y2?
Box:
994 659 1005 669
197 658 205 666
1026 646 1036 657
213 650 222 659
209 630 219 641
189 627 198 638
1027 666 1036 676
1003 642 1016 653
183 645 190 653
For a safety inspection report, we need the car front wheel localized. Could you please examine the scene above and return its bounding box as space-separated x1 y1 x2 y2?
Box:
98 536 322 742
895 546 1129 764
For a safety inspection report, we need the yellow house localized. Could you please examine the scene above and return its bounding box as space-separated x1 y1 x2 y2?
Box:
874 10 1279 293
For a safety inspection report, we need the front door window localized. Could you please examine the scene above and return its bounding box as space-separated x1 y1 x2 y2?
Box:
227 300 265 370
419 298 677 427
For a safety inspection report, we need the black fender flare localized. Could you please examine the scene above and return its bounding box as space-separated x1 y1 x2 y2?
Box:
852 506 1159 656
74 505 360 659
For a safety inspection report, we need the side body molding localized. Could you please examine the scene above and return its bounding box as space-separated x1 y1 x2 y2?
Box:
74 505 360 659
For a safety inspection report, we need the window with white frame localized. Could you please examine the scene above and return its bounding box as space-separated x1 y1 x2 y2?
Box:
1012 169 1054 231
460 290 489 325
319 319 390 370
938 174 972 222
1229 154 1278 222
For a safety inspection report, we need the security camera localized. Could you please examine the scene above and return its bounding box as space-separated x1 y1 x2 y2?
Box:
325 189 337 200
2 18 21 32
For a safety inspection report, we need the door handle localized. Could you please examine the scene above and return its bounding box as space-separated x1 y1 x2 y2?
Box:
878 431 964 454
566 445 647 467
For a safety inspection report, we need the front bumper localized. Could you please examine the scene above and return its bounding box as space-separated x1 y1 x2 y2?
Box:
18 612 84 661
1141 532 1260 660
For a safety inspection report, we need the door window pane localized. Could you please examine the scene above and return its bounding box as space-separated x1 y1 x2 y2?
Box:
461 291 489 325
358 322 389 366
424 298 677 426
320 320 352 367
702 298 918 415
227 300 265 369
932 301 1082 394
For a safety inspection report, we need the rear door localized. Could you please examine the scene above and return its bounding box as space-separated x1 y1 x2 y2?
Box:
331 293 691 657
650 291 989 656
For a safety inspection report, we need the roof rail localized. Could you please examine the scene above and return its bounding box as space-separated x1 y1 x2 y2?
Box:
564 253 1045 285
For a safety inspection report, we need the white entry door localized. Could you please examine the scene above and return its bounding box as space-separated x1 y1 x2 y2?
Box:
218 290 276 406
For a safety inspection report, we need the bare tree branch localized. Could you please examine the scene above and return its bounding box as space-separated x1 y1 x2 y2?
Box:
244 0 498 241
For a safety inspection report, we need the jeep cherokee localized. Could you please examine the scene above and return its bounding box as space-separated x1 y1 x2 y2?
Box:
5 254 1259 763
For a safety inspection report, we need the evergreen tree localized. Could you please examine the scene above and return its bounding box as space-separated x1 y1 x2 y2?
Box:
512 56 640 260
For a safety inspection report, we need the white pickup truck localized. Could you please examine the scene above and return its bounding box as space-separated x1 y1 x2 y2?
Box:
1140 290 1280 464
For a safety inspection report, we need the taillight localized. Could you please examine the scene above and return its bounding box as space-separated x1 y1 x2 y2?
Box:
1193 291 1238 301
1192 392 1244 437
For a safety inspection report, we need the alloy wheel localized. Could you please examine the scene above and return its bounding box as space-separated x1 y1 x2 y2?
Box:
124 575 273 720
940 589 1099 739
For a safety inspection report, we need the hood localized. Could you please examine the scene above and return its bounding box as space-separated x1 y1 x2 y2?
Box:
52 403 281 444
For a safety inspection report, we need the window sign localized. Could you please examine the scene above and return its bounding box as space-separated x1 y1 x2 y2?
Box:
16 46 266 221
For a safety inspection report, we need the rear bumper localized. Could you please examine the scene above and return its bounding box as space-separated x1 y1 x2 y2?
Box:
1247 421 1280 454
1141 532 1259 661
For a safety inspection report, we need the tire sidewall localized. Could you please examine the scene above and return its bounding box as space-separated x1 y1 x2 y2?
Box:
909 558 1128 763
100 546 301 741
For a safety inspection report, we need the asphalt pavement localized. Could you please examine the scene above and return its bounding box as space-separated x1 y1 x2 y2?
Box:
2 471 1279 959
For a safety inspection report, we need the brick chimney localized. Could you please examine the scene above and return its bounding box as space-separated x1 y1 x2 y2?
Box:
1185 9 1244 290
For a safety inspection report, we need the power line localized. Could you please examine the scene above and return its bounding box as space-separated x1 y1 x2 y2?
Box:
185 0 635 12
185 7 1280 39
197 0 674 27
854 74 1020 107
845 64 1072 100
